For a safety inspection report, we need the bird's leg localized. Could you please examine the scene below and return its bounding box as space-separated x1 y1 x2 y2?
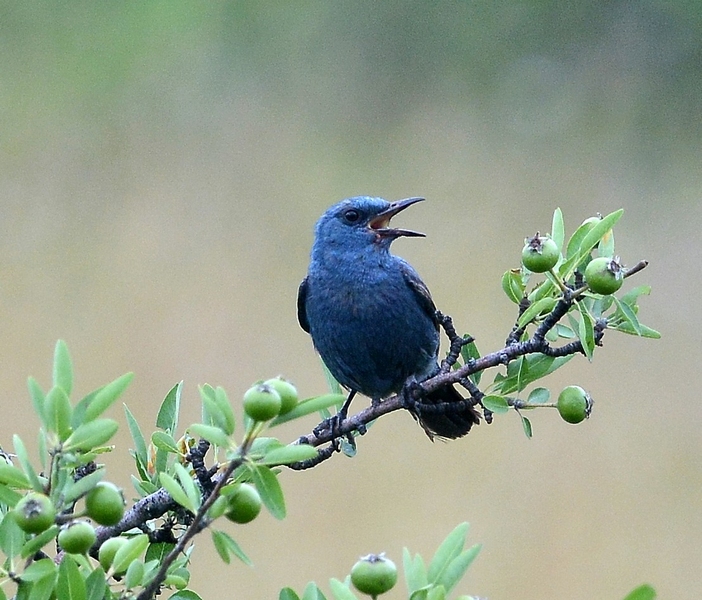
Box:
314 390 358 439
400 379 424 414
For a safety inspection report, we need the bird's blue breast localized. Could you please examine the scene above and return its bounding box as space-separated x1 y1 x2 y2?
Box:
304 247 439 398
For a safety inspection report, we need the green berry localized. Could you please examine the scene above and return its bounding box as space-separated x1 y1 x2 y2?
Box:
99 536 129 572
243 383 282 422
264 377 299 415
350 554 398 596
58 521 96 554
521 234 559 273
585 256 624 295
13 492 56 534
85 482 125 526
557 386 593 424
225 483 262 524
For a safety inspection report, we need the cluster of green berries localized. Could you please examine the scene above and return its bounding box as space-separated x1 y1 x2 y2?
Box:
243 377 298 422
12 481 126 556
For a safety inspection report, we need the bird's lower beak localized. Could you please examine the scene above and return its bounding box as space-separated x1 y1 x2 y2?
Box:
368 197 426 238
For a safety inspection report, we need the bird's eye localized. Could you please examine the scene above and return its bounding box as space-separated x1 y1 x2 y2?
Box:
343 209 361 223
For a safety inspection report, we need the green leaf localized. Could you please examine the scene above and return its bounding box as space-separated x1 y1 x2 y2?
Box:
610 321 661 339
21 557 57 581
0 508 26 558
112 533 149 575
269 394 346 427
124 559 145 590
527 387 550 404
20 525 59 559
427 586 447 600
460 337 482 385
565 218 598 260
403 549 428 595
52 340 73 397
251 465 286 519
427 522 469 584
173 462 201 512
214 387 236 436
124 405 148 473
598 227 615 258
63 419 119 452
0 483 22 506
45 385 73 441
321 360 343 395
160 472 196 513
261 445 320 466
187 424 231 449
501 269 524 304
620 285 651 307
62 468 105 504
481 395 510 414
613 297 642 335
151 431 180 454
436 544 481 595
279 588 302 600
302 582 328 600
13 435 44 493
622 584 656 600
551 207 564 252
577 302 596 361
494 354 574 395
211 529 252 566
157 381 183 434
328 578 359 600
0 463 31 489
57 555 86 600
517 297 557 328
85 568 107 600
577 209 623 260
27 377 47 429
521 415 533 438
145 542 175 564
84 373 134 423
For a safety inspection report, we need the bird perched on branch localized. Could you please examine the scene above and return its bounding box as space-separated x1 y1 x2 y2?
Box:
297 196 480 439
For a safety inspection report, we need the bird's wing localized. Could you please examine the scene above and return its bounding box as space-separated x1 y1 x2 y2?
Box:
398 260 439 327
296 277 311 333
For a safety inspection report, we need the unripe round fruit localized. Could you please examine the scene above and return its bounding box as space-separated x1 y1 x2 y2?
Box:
13 492 56 534
58 521 96 554
557 386 592 424
264 377 299 415
521 234 559 273
585 257 623 295
225 483 262 524
243 383 282 422
350 554 398 596
99 536 129 572
85 482 125 526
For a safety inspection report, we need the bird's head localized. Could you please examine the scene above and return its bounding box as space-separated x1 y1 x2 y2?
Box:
312 196 425 252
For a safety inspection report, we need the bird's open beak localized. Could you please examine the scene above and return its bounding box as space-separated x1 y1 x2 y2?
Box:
368 197 426 238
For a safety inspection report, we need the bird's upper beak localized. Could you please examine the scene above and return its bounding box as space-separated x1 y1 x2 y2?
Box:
368 197 426 238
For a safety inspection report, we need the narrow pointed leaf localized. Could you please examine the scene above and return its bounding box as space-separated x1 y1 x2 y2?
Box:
84 373 134 422
279 589 302 600
610 321 661 338
112 533 149 575
57 555 86 600
613 297 642 335
13 435 44 493
427 522 469 583
173 462 201 511
251 465 286 519
270 394 346 426
151 431 180 454
501 269 524 304
211 529 252 566
124 405 147 468
329 578 359 600
551 207 564 251
0 463 31 489
52 340 73 397
188 423 231 449
261 445 320 466
21 525 59 558
521 415 533 438
160 472 196 513
85 568 107 600
157 381 183 434
214 387 236 435
577 303 596 361
517 297 557 328
27 377 47 429
404 549 428 594
62 468 105 504
63 419 119 452
622 584 656 600
437 543 481 595
45 385 73 440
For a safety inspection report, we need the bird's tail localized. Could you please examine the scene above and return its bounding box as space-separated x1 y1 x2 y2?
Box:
412 384 481 440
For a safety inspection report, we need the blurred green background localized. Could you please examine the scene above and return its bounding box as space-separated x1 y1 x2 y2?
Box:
1 2 700 598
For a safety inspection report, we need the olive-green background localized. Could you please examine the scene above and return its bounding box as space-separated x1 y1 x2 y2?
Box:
1 2 699 598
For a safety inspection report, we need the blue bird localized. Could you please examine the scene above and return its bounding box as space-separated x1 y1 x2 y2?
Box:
297 196 480 439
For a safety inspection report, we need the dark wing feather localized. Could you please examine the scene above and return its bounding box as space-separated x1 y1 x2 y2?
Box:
297 277 311 333
398 261 439 328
